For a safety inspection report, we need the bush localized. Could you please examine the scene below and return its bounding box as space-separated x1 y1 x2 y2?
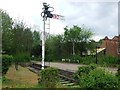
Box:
99 55 118 67
74 64 96 82
2 76 8 82
116 65 120 88
69 55 95 64
69 54 81 63
31 56 41 61
13 53 30 63
80 68 118 89
64 54 118 67
80 56 95 64
2 55 13 75
116 65 120 77
38 67 59 88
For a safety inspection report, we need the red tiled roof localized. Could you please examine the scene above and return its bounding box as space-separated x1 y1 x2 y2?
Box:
100 35 120 57
112 36 118 41
103 36 109 40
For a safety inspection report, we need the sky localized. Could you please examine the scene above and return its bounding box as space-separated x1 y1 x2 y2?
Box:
0 0 119 41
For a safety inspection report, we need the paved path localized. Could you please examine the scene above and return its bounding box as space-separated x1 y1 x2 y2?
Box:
45 62 86 72
31 61 118 73
32 61 86 72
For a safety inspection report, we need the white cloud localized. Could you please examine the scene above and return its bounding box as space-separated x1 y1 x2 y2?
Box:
92 35 104 41
0 0 119 41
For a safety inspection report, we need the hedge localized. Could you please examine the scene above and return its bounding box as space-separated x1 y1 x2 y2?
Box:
38 67 59 88
74 64 96 83
13 53 30 63
79 68 118 89
2 55 13 75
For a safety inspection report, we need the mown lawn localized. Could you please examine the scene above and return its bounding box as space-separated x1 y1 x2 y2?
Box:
2 65 38 88
2 65 67 88
0 77 2 89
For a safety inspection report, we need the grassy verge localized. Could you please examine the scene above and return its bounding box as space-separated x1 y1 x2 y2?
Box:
2 65 67 88
0 77 2 89
2 65 38 88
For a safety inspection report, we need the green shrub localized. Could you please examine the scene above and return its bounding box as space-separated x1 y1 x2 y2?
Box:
80 56 95 64
13 52 30 63
99 55 118 67
69 55 95 64
38 67 59 88
65 54 118 67
70 54 81 63
31 56 41 61
2 55 13 75
74 64 96 82
2 76 8 82
116 65 120 88
116 65 120 77
80 68 118 89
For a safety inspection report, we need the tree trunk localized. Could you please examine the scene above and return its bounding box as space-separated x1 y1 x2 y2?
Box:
72 42 75 55
15 61 18 71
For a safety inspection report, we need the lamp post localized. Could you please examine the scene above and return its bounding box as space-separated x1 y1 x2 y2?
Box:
96 46 98 64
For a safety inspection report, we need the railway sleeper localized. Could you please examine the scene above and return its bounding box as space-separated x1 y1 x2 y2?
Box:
59 74 77 83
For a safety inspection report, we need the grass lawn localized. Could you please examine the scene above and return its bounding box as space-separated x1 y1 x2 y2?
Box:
0 77 2 89
2 65 38 88
2 65 67 88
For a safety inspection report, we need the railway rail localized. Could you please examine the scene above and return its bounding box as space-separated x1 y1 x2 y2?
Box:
28 63 78 86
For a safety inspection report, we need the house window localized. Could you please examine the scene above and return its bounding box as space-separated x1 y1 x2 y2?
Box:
103 49 106 55
118 48 120 54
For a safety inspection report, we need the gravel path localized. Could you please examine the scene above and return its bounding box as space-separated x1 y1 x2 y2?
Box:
32 61 118 73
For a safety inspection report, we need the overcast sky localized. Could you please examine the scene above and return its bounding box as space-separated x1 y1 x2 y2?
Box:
0 0 119 41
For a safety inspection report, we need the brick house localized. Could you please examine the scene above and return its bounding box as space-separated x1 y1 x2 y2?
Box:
100 35 120 57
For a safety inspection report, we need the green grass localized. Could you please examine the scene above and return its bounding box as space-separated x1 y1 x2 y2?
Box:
3 79 37 88
2 65 38 88
0 77 2 89
2 65 67 88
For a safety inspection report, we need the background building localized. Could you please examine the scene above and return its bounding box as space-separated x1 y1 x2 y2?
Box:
100 35 120 57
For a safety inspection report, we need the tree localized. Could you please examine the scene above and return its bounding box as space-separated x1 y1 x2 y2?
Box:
32 31 41 47
31 31 41 57
13 20 32 53
1 9 13 54
0 10 2 54
45 35 63 61
64 26 80 55
64 25 93 56
87 40 96 54
12 20 33 63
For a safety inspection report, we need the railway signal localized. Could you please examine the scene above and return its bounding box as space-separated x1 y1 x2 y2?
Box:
41 2 64 69
52 14 65 20
41 2 54 20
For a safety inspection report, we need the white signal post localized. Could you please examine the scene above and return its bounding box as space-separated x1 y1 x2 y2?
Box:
41 2 64 69
41 17 46 69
